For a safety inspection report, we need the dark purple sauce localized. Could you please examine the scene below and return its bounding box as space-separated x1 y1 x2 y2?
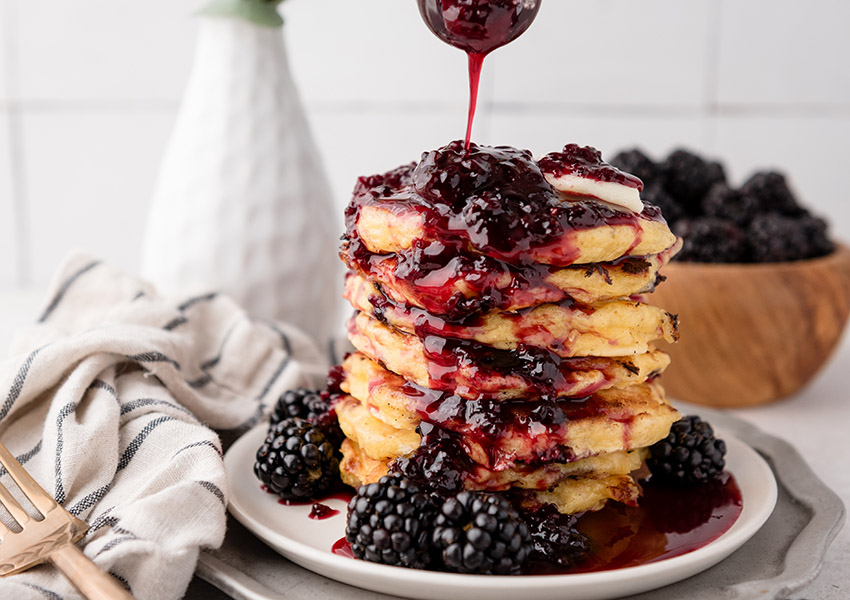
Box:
342 234 659 320
539 144 644 190
419 335 626 399
564 473 743 573
309 503 340 520
352 275 590 356
382 385 623 475
418 0 541 148
346 142 661 268
332 537 355 558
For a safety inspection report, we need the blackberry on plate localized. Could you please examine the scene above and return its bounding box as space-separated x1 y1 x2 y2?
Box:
648 415 726 485
747 213 811 262
702 183 761 227
523 503 590 568
661 149 726 213
739 171 804 216
345 476 436 569
270 388 328 427
269 386 342 445
609 148 660 186
389 424 472 496
673 217 746 263
432 491 531 575
253 417 339 501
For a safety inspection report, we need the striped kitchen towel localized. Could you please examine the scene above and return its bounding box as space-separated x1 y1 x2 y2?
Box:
0 252 330 600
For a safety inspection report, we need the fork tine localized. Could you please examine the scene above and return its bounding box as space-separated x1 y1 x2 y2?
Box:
0 441 56 516
0 479 31 526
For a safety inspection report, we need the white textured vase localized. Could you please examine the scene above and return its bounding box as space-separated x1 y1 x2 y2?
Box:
141 14 340 345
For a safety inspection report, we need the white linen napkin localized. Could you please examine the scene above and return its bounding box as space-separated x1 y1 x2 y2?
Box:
0 252 330 600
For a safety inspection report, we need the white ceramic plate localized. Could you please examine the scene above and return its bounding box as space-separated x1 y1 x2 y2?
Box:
225 424 777 600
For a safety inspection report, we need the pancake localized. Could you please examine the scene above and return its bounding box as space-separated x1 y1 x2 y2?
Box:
341 236 682 318
535 473 642 514
346 143 676 268
354 202 677 268
339 438 389 489
336 373 680 470
345 274 679 358
339 434 646 491
335 394 421 462
348 315 670 400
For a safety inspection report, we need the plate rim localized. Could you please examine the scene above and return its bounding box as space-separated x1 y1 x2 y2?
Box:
225 422 777 598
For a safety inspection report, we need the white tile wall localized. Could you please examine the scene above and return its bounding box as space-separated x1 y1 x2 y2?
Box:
20 112 176 284
0 0 849 291
0 111 18 285
490 0 716 108
0 0 10 101
285 0 474 108
716 0 850 106
307 107 494 212
486 112 708 160
15 0 201 103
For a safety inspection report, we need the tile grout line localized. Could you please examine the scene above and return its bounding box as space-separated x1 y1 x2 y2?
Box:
2 0 30 287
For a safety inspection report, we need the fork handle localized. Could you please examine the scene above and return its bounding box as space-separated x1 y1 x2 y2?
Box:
49 543 135 600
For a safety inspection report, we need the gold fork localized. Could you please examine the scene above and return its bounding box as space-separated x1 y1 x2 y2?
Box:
0 441 134 599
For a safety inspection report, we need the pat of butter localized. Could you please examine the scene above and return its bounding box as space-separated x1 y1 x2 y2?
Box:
544 172 644 213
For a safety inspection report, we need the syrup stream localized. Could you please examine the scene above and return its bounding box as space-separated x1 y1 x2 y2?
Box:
465 53 485 149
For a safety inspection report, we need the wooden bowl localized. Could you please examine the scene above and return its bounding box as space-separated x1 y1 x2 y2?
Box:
650 244 850 407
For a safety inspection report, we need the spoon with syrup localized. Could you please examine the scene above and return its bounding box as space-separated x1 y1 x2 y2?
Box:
417 0 541 149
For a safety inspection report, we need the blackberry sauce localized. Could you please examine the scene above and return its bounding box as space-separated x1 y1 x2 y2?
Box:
564 473 743 574
539 144 644 190
346 141 662 268
418 0 541 148
419 334 624 399
354 276 594 357
342 233 657 320
332 537 355 558
309 503 340 520
383 386 620 471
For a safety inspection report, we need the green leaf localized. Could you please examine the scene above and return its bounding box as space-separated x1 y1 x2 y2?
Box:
199 0 285 28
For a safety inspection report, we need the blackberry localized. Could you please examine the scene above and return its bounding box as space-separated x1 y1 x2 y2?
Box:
269 386 343 446
674 217 746 263
389 424 473 496
799 214 834 259
609 148 661 185
702 183 761 227
523 503 590 568
642 181 684 225
270 388 328 427
345 476 436 569
432 491 531 574
747 213 810 262
661 149 726 213
253 417 339 501
739 171 804 216
648 415 726 485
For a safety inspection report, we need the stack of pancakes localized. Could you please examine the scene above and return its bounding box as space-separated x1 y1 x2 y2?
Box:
334 141 682 514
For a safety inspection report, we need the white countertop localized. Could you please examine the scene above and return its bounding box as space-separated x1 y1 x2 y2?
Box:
0 289 847 599
730 332 850 599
